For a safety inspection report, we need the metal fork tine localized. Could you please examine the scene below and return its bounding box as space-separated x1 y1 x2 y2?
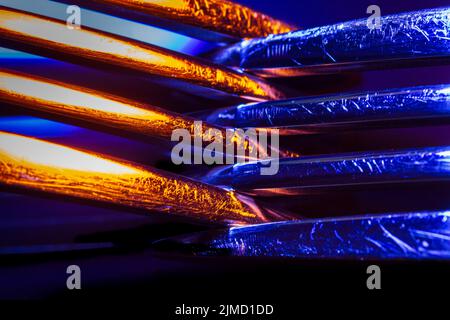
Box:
204 85 450 132
0 68 294 160
203 146 450 195
0 7 283 100
0 130 293 224
55 0 295 39
213 7 450 77
154 211 450 259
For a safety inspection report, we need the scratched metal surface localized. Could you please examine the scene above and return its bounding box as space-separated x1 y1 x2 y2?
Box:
213 7 450 75
203 146 450 193
161 211 450 259
205 85 450 129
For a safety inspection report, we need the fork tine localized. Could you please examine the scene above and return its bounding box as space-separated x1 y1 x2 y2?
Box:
0 130 291 224
56 0 295 39
213 7 450 77
204 85 450 132
0 68 294 160
155 211 450 259
203 146 450 195
0 7 283 100
0 68 215 139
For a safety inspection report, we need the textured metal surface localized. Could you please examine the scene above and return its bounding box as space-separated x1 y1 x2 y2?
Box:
89 0 294 38
213 7 450 76
0 69 292 160
0 131 283 225
161 211 450 259
204 146 450 194
0 69 207 139
205 85 450 131
0 7 282 100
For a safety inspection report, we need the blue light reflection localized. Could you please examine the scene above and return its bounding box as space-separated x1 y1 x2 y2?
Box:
0 116 81 138
0 0 216 55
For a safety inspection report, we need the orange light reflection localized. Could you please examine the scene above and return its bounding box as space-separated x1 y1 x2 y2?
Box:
93 0 295 38
0 131 267 224
0 69 197 138
0 8 282 100
0 69 289 160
